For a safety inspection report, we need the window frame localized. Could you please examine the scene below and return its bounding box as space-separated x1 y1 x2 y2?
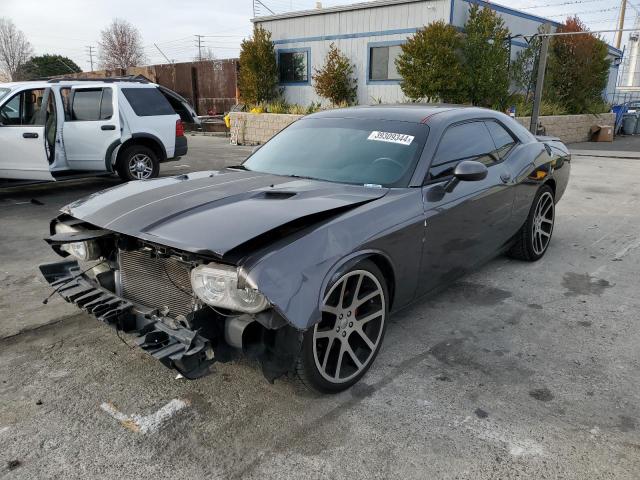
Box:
277 47 311 86
423 118 520 185
68 87 113 122
367 40 404 85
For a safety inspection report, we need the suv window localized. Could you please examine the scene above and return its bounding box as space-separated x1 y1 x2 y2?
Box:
426 121 496 182
0 88 46 126
122 87 175 116
485 120 516 160
71 88 113 121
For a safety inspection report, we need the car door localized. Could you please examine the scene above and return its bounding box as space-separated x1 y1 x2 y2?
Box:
62 85 120 171
417 120 516 295
0 87 54 181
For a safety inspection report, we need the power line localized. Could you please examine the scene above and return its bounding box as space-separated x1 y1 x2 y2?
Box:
519 0 602 10
547 6 620 18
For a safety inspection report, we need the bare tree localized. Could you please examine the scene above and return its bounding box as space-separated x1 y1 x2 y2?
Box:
0 18 33 80
98 19 145 69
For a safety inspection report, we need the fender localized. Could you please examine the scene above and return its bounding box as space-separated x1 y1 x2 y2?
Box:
104 139 121 172
128 133 168 161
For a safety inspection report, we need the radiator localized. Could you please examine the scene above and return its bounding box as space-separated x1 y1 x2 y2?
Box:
118 249 195 318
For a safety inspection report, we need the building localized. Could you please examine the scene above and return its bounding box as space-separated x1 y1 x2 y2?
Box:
253 0 623 106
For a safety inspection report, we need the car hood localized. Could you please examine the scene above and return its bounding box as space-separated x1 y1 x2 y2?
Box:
63 169 389 257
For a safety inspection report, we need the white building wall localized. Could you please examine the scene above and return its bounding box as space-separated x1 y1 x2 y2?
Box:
256 0 450 105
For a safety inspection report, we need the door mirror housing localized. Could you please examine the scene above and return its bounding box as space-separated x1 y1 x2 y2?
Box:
444 160 488 192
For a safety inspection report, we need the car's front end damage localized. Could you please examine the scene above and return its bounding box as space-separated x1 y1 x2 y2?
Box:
40 215 302 380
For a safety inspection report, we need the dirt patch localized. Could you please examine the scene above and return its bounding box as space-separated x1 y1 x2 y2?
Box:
562 272 612 297
529 387 554 402
450 282 512 306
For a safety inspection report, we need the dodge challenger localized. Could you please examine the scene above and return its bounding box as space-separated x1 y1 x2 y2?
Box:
39 105 570 393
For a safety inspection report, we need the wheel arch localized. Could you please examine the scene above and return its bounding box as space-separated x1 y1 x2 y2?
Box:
543 177 556 198
319 250 397 316
116 134 167 168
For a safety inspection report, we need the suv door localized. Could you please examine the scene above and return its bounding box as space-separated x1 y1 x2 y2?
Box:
417 120 516 295
0 87 54 180
62 85 120 171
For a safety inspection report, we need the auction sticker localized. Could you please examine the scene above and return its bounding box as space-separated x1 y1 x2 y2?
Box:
367 131 414 146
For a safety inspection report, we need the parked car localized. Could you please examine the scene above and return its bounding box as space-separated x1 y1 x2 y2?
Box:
0 78 198 182
39 105 570 393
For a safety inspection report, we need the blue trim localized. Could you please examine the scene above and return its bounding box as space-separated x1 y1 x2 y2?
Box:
366 40 405 85
276 47 311 86
449 0 455 24
272 27 418 45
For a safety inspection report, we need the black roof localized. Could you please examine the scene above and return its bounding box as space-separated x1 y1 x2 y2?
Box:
305 104 501 123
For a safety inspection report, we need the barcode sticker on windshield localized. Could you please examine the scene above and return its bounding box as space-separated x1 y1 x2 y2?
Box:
367 131 414 146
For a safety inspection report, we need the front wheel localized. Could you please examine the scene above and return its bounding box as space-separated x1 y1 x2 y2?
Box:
117 145 159 181
508 185 555 261
295 260 388 393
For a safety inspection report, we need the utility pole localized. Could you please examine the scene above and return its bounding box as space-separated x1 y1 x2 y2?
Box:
154 43 173 64
530 24 551 135
615 0 628 50
86 46 95 71
195 35 204 62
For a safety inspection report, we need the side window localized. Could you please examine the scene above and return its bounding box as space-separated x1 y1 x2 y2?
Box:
369 44 402 81
485 120 517 160
70 88 113 121
0 89 46 126
427 121 496 182
121 88 175 116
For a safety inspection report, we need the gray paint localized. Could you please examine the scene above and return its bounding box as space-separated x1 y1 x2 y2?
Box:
58 105 570 331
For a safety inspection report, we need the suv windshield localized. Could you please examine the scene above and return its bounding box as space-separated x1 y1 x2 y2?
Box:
0 88 10 102
242 117 428 187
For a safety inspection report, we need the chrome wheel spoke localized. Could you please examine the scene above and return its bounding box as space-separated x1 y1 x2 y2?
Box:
531 191 554 255
357 310 383 325
355 290 380 307
355 327 376 350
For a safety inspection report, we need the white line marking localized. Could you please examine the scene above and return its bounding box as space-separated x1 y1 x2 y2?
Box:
100 399 189 434
613 237 640 261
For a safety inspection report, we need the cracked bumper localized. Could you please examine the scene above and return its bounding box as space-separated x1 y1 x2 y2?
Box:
39 260 215 378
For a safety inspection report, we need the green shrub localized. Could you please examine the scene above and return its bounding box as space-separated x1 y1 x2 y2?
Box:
238 26 279 105
312 43 357 106
266 101 289 114
288 104 307 115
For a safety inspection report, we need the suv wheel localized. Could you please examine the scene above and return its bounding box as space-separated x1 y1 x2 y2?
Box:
117 145 159 181
295 260 388 393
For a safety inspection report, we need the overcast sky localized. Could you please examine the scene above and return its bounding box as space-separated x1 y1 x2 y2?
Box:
0 0 631 72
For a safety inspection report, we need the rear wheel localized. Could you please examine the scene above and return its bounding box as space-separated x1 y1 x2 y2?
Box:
295 260 388 393
508 185 555 261
117 145 159 181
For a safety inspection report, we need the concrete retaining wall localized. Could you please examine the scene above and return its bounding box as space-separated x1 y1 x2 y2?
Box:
229 111 616 146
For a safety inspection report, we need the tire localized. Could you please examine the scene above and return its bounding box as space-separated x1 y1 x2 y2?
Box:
117 145 160 181
507 185 555 261
295 259 389 393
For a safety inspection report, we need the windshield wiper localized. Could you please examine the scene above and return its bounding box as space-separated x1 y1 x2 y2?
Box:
287 174 318 181
228 164 250 171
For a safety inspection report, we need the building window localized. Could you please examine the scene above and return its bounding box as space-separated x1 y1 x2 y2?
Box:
369 44 402 82
278 49 309 84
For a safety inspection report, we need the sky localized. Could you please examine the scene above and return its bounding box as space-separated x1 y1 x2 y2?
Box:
0 0 632 72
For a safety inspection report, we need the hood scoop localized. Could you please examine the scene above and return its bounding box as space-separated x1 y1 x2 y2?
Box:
256 191 298 200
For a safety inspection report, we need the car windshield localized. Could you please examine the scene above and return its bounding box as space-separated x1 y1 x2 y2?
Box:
0 88 10 102
242 117 428 187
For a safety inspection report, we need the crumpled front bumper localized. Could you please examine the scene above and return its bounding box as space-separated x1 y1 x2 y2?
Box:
39 260 216 378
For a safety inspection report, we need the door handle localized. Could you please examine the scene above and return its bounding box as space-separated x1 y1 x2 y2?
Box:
23 132 39 139
101 125 116 131
500 172 511 183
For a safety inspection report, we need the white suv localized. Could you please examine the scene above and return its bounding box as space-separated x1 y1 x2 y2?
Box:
0 78 199 182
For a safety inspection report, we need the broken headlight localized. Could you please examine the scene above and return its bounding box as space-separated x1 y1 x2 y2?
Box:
55 223 102 261
190 263 269 314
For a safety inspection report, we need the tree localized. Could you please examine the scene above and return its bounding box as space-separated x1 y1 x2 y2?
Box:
16 54 81 80
312 43 357 105
396 21 465 102
238 25 279 105
0 18 33 81
462 5 511 107
510 29 543 99
545 16 610 114
99 19 145 69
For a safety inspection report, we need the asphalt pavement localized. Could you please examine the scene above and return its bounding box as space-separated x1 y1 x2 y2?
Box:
0 136 639 479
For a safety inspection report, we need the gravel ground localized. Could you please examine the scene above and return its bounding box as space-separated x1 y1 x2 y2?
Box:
0 137 638 479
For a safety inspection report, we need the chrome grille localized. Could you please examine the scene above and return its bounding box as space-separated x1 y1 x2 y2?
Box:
118 249 195 317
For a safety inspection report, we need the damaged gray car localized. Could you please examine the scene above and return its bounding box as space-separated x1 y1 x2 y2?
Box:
40 105 570 393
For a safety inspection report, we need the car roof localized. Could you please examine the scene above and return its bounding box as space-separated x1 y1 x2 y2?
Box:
305 104 505 124
0 80 157 89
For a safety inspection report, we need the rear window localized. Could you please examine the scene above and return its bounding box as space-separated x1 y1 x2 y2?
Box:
122 87 175 116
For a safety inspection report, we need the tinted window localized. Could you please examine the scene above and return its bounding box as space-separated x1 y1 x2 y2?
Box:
278 51 308 83
369 45 402 81
243 118 428 187
427 122 496 182
122 87 175 116
0 88 46 126
71 88 112 121
485 120 516 159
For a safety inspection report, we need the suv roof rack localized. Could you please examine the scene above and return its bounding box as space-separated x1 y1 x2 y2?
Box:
47 75 150 84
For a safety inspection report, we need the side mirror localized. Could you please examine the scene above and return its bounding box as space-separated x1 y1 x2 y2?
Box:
444 160 488 192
